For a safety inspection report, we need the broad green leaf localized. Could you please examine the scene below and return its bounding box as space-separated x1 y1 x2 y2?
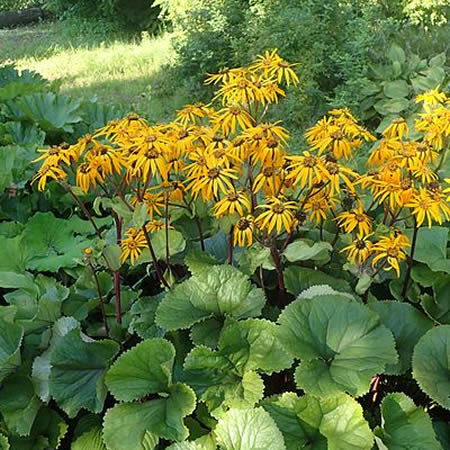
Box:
102 245 122 272
238 243 274 276
103 383 196 449
421 274 450 324
383 80 409 98
49 328 120 417
387 44 406 64
0 272 37 294
284 266 351 296
8 407 67 450
0 376 42 436
369 301 433 374
0 434 8 450
0 318 23 383
215 407 286 450
128 296 165 340
278 296 397 397
139 230 186 262
297 285 355 301
374 98 409 115
133 202 148 229
156 265 265 330
184 249 219 276
106 338 175 402
406 227 449 273
374 393 441 450
72 415 106 450
262 392 374 450
412 325 450 410
8 92 82 133
219 319 293 375
283 240 332 263
190 318 222 348
0 236 27 273
433 421 450 450
32 317 81 402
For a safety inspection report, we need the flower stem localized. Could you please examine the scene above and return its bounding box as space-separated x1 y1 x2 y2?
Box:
195 217 206 251
141 225 170 289
88 262 109 336
113 214 122 324
228 226 234 265
402 220 418 299
270 244 285 307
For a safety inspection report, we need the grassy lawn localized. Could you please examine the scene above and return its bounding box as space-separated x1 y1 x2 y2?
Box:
0 21 191 120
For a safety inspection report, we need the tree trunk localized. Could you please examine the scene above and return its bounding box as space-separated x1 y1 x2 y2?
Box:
0 8 45 29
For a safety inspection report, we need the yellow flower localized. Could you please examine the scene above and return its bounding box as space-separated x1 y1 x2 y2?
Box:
341 235 373 265
336 207 372 238
251 49 299 86
233 215 254 247
213 104 254 135
257 196 296 233
215 71 263 105
33 143 77 167
383 118 409 139
321 160 358 196
188 165 238 200
176 103 214 125
367 138 400 166
371 233 410 277
415 87 447 105
146 219 172 232
32 163 67 191
406 188 444 227
303 191 336 224
213 190 251 218
444 178 450 201
409 160 438 184
76 162 102 193
120 233 148 265
286 151 325 189
253 165 285 196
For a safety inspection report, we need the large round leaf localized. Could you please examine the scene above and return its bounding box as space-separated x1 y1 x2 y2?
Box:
215 407 286 450
156 265 265 330
369 301 433 374
278 295 398 397
105 338 175 402
103 383 196 449
0 317 23 384
49 329 120 417
262 392 374 450
412 325 450 409
374 393 441 450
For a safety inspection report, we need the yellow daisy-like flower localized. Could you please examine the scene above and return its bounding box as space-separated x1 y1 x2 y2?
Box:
444 178 450 201
286 151 325 189
406 188 444 228
213 104 254 135
146 219 173 233
32 163 67 191
303 191 337 224
176 103 214 125
233 215 255 247
383 117 409 139
120 233 148 265
188 165 238 200
253 165 285 196
213 190 251 218
371 233 410 277
336 207 372 238
415 87 447 106
341 235 373 265
409 160 438 185
76 162 102 193
257 196 296 233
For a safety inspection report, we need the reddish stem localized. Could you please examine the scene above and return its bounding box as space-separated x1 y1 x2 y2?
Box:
113 214 123 324
141 226 170 289
270 245 285 307
228 227 234 265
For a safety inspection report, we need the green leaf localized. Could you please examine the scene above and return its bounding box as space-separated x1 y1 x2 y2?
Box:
0 318 23 384
103 383 196 449
237 244 274 276
387 44 406 64
219 318 293 375
128 296 165 340
406 227 449 273
139 230 186 263
283 240 332 263
374 98 410 115
190 318 222 348
374 393 441 450
215 407 286 450
383 80 409 98
278 296 398 397
284 266 351 296
49 328 120 417
7 92 82 133
72 415 106 450
156 265 265 330
262 392 374 450
433 421 450 450
0 376 42 436
0 434 8 450
32 316 80 402
106 338 175 402
297 285 356 301
0 272 37 294
102 245 122 272
412 325 450 410
133 202 148 229
368 301 433 374
184 249 219 276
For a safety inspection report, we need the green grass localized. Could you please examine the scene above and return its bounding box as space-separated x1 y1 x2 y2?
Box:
0 20 192 120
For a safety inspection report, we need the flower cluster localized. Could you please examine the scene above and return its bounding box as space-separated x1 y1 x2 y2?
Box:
32 50 449 279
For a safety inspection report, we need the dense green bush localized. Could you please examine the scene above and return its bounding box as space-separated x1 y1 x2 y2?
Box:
44 0 163 32
0 0 38 11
